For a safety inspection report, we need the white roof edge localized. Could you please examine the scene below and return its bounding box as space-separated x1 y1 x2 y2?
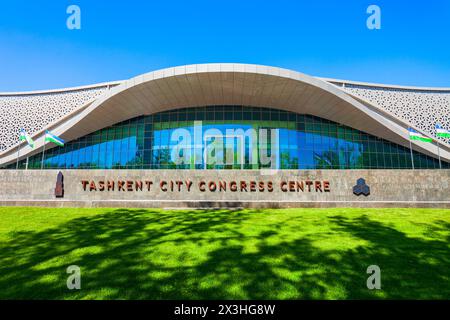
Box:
0 80 125 96
318 77 450 92
2 63 449 95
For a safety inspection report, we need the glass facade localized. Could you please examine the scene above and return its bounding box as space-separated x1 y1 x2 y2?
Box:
7 106 449 170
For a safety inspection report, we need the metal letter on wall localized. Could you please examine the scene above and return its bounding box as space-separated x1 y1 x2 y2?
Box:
55 171 64 198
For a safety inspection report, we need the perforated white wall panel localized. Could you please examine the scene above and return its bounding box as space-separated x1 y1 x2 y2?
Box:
342 84 450 146
0 87 108 152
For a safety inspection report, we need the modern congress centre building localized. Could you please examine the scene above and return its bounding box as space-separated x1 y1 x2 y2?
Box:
0 63 449 208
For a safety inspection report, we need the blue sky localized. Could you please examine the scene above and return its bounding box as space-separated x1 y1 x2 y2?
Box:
0 0 449 91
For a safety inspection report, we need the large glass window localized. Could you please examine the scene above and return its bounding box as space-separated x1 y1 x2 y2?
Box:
7 106 449 170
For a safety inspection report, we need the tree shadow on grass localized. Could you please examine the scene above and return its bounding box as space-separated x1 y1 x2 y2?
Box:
327 216 450 299
0 209 448 299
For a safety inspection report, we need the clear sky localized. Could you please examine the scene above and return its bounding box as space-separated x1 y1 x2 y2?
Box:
0 0 449 91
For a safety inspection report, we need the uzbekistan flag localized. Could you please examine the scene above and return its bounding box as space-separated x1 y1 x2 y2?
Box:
436 124 450 138
408 128 433 143
19 129 34 148
45 130 65 146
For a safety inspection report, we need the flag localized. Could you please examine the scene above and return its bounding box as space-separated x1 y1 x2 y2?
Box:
45 130 65 147
408 128 433 143
19 129 34 148
436 124 450 138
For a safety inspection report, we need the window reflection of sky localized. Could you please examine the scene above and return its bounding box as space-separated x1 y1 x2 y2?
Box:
17 106 447 170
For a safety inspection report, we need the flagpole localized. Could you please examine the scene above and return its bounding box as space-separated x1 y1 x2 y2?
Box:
437 140 442 169
409 138 415 170
41 140 46 170
16 143 20 170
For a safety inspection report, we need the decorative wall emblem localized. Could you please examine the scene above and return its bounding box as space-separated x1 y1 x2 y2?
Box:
55 171 64 198
353 178 370 196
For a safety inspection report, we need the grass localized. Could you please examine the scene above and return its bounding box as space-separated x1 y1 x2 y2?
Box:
0 207 449 300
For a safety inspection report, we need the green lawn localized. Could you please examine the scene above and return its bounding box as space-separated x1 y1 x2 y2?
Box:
0 207 449 299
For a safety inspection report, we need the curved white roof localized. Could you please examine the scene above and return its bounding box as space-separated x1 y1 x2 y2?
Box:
1 63 449 166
